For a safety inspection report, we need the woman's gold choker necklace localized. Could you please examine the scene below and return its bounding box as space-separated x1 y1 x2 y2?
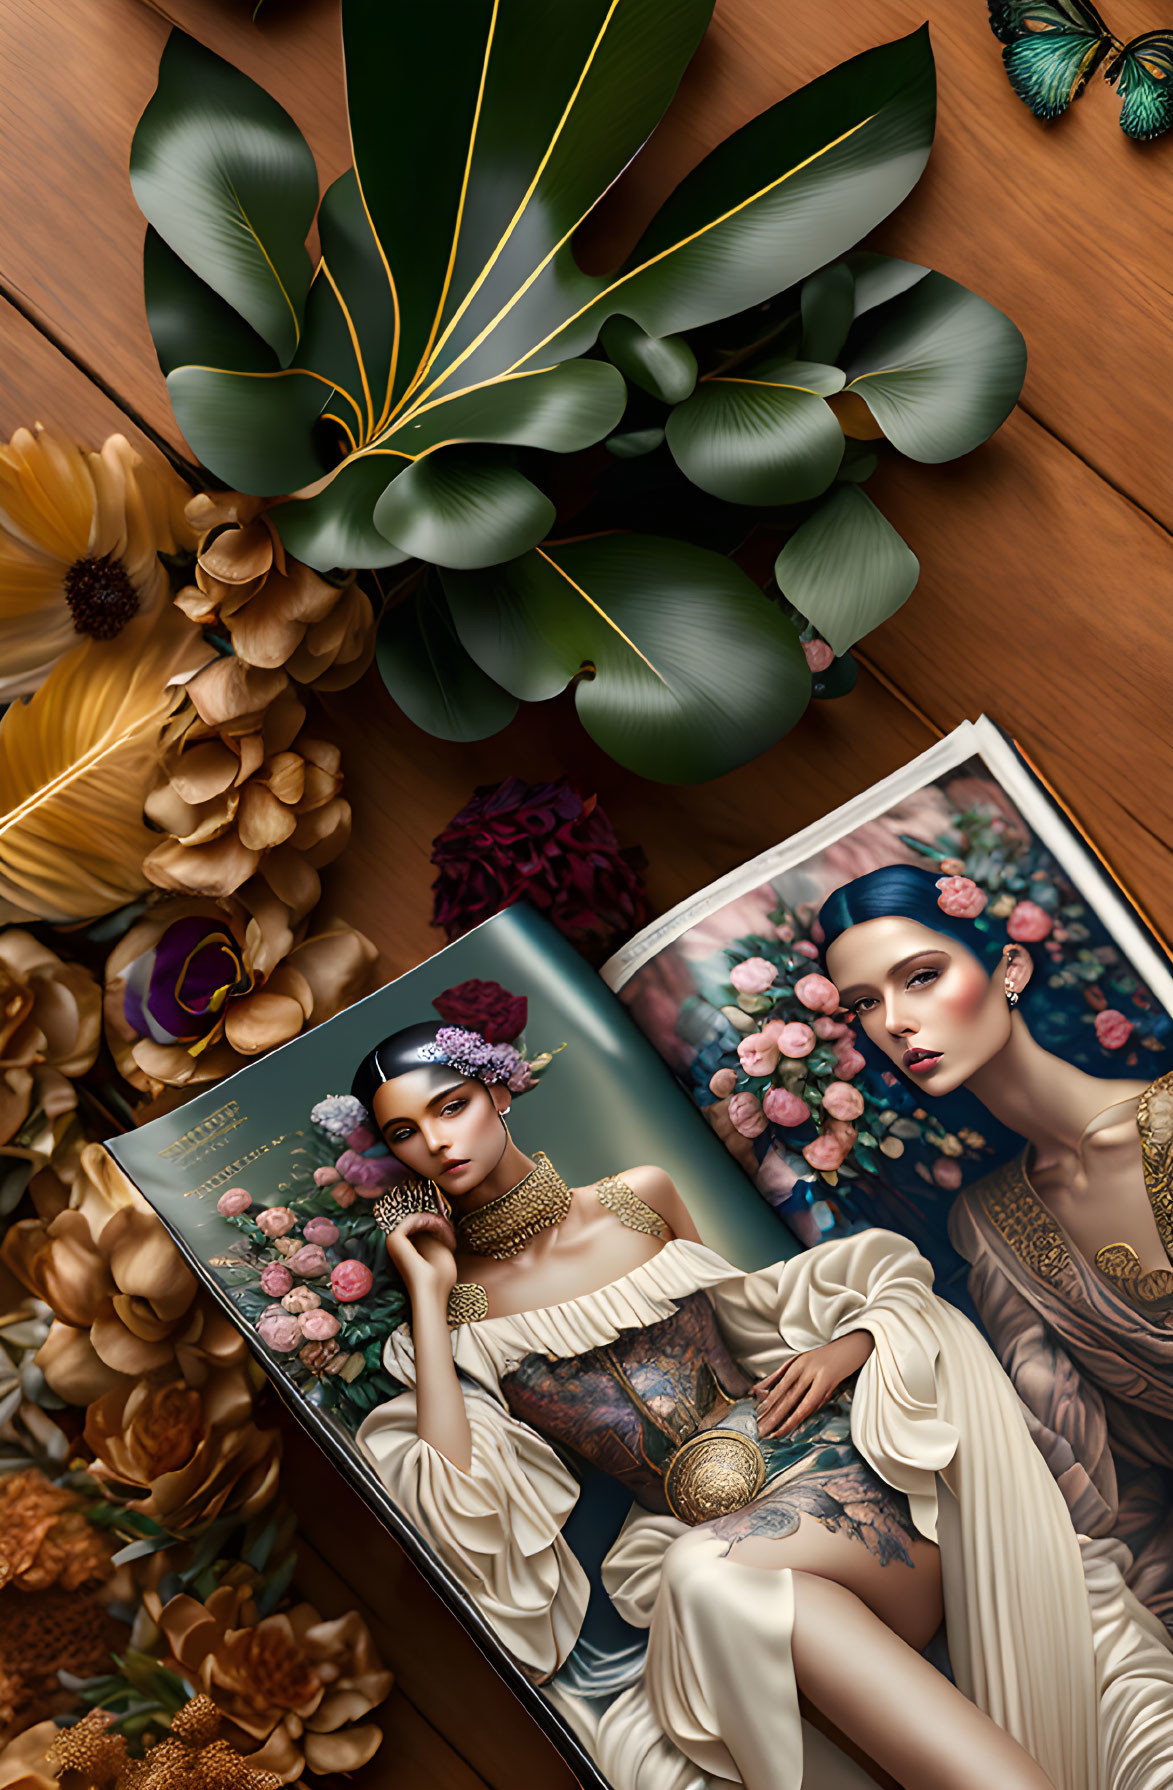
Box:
455 1151 571 1259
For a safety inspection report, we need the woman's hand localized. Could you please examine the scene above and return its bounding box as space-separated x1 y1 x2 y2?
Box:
384 1213 459 1315
752 1331 875 1438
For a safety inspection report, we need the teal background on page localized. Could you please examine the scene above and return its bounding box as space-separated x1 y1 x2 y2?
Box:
107 903 792 1278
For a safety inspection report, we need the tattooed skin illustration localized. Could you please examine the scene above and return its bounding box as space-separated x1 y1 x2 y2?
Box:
708 1396 919 1567
499 1290 918 1568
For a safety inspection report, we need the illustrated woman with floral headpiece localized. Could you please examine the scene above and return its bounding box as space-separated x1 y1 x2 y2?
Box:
352 1013 1173 1790
819 863 1173 1638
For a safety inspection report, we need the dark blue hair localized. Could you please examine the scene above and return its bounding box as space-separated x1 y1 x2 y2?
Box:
818 865 1007 976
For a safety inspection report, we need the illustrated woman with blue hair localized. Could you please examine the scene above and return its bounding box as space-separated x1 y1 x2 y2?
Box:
820 863 1173 1637
351 1012 1173 1790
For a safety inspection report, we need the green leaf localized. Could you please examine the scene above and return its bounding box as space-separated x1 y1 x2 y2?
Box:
842 270 1027 462
606 426 666 458
376 575 518 740
274 360 625 573
390 359 628 458
544 28 936 352
272 457 414 572
774 484 918 654
845 250 928 317
163 364 333 494
600 315 697 403
443 535 810 781
130 31 318 364
800 262 855 363
342 0 713 408
136 10 937 570
665 359 845 504
144 228 277 376
373 454 555 568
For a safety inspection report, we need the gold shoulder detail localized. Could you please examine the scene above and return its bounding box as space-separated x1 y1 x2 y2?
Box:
977 1153 1071 1285
596 1174 671 1240
1137 1070 1173 1263
1094 1240 1173 1310
447 1281 489 1327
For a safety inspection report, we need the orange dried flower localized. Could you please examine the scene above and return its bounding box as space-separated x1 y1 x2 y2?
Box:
83 1368 280 1536
154 1587 391 1780
178 494 373 692
0 1469 113 1593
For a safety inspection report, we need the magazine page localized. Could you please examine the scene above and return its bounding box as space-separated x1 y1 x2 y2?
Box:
104 903 791 1790
605 714 1173 1655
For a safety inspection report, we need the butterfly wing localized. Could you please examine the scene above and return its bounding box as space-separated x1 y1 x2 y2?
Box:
1106 32 1173 141
986 1 1115 119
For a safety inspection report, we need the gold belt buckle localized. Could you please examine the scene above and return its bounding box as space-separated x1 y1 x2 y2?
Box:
663 1426 767 1526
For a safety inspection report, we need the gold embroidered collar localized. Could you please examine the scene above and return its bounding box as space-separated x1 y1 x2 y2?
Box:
979 1068 1173 1311
455 1150 572 1260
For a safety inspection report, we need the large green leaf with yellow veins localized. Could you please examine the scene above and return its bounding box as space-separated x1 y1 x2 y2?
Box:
441 536 810 781
665 359 846 504
133 7 935 572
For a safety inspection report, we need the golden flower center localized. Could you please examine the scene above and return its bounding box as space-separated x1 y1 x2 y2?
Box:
238 1630 322 1712
135 1383 203 1477
64 552 140 639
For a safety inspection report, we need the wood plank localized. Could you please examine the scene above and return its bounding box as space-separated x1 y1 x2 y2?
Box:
859 406 1173 939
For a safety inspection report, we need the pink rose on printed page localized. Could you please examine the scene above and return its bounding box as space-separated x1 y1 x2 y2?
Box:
303 1217 340 1246
737 1033 780 1076
794 974 840 1015
1095 1009 1133 1050
331 1260 375 1302
257 1306 302 1353
729 957 778 995
300 1308 341 1340
287 1244 329 1278
823 1082 864 1121
833 1047 866 1081
936 876 988 920
216 1188 251 1216
256 1206 296 1238
803 1131 851 1171
260 1263 293 1297
763 1087 810 1127
1007 900 1053 942
777 1023 816 1059
728 1092 768 1138
709 1068 737 1098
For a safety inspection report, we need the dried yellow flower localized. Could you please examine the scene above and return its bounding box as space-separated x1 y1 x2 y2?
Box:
0 426 196 703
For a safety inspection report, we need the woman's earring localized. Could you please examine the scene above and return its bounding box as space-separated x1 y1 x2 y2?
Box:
1004 977 1019 1008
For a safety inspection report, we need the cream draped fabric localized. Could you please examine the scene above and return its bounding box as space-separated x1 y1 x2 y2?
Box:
356 1231 1173 1790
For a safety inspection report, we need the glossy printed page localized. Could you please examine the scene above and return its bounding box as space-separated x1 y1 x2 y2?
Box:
606 715 1173 1648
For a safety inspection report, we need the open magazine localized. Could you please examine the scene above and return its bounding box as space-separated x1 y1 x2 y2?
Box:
106 716 1173 1790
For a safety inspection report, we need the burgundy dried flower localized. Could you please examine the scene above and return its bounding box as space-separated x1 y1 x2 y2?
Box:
433 978 528 1042
430 777 648 959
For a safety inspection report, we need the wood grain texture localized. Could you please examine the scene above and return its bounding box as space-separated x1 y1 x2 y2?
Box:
861 407 1173 940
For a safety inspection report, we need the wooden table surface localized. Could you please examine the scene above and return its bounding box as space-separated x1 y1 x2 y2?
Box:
3 0 1171 1782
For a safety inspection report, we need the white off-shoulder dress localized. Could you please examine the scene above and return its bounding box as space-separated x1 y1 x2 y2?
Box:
357 1229 1173 1790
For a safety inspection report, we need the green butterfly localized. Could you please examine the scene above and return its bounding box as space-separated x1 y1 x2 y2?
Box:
986 2 1173 140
